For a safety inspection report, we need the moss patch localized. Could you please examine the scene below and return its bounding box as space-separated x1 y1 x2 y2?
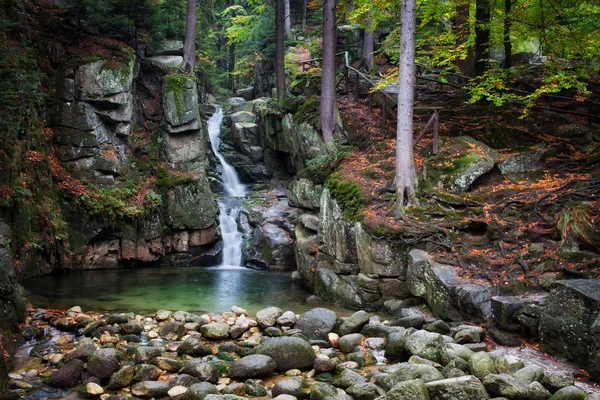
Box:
325 172 365 221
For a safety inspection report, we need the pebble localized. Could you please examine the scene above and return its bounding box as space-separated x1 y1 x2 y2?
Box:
85 382 104 396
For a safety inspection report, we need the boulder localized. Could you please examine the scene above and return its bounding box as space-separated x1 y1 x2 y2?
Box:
178 337 214 357
296 308 338 341
158 320 187 340
334 368 367 388
550 386 587 400
310 382 338 400
255 337 316 371
163 74 199 129
483 374 527 398
338 333 365 354
539 280 600 380
182 359 219 383
385 330 410 362
166 179 217 230
134 346 162 364
346 382 385 400
256 307 283 328
183 382 219 400
133 364 162 382
288 179 323 210
131 381 171 398
49 359 83 387
229 355 277 379
146 40 183 56
423 136 500 192
468 352 497 380
200 322 230 340
404 330 444 363
497 144 545 174
425 375 490 399
87 348 120 380
513 365 545 386
272 377 306 398
339 311 370 336
380 363 444 390
384 379 429 400
355 223 408 277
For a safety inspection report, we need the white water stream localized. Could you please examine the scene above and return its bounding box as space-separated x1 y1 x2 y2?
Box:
207 107 246 268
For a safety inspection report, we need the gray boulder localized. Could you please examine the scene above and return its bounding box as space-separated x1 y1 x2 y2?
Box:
513 365 545 386
483 373 527 398
134 346 162 364
468 351 497 380
310 382 338 400
550 386 587 400
346 382 385 400
183 382 219 400
334 368 366 389
255 337 316 371
131 381 171 398
256 306 283 328
178 337 214 357
230 355 277 379
49 359 83 387
201 322 230 340
158 320 186 340
338 333 365 353
106 365 135 389
288 179 323 210
272 377 306 398
497 144 545 174
404 330 444 363
380 363 444 390
385 330 410 362
87 348 120 380
384 379 429 400
540 371 574 393
182 359 219 383
425 375 490 399
296 308 338 341
526 381 552 400
339 311 370 336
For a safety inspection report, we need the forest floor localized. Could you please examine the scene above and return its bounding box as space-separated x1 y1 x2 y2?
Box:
336 70 600 296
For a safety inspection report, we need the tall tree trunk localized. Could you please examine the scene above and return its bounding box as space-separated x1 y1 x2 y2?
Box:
276 0 286 101
359 11 374 71
455 0 474 75
503 0 512 68
474 0 490 76
320 0 337 150
284 0 292 39
183 0 197 73
394 0 417 214
229 43 235 94
302 0 307 29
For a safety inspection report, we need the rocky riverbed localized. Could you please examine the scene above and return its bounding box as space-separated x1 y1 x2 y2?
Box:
2 305 599 400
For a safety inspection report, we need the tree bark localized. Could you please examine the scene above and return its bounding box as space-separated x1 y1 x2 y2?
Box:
284 0 292 39
503 0 512 68
275 0 286 101
359 11 374 71
320 0 337 150
474 0 490 76
455 0 474 75
302 0 307 29
394 0 417 213
182 0 197 73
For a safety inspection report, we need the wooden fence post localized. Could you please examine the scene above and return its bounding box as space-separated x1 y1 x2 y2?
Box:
382 95 386 127
433 109 440 154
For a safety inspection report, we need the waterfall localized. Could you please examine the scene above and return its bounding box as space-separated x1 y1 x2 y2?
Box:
207 107 246 268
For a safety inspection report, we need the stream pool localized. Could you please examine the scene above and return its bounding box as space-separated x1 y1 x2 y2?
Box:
22 266 351 316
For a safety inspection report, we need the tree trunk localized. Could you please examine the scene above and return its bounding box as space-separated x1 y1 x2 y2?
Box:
229 43 235 94
182 0 197 73
275 0 286 101
302 0 307 29
320 0 337 150
474 0 490 76
359 11 374 71
284 0 292 39
394 0 417 214
455 0 474 75
503 0 512 68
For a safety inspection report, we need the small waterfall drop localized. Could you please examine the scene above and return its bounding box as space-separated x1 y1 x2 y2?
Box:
207 107 246 268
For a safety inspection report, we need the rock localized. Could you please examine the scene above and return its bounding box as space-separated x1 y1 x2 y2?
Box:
231 306 247 316
391 316 425 329
314 354 338 372
404 330 444 363
255 307 283 328
425 375 490 399
338 333 364 353
338 311 370 336
483 374 528 398
440 343 475 365
550 386 587 399
468 351 497 380
334 368 366 389
346 351 376 367
272 377 306 398
107 314 128 324
423 136 500 192
230 355 276 379
288 179 323 210
152 357 185 372
497 144 545 174
354 223 407 278
255 337 316 371
310 382 338 400
131 381 171 398
135 346 162 364
230 315 250 339
494 355 523 374
182 359 219 383
50 359 83 387
133 364 162 382
146 40 183 56
539 280 600 380
85 382 104 396
384 379 429 400
178 337 214 357
120 321 143 335
346 382 385 400
454 327 481 344
169 385 188 399
526 381 552 400
107 365 135 389
245 379 268 396
540 371 574 392
513 365 545 386
222 382 246 395
159 320 187 340
296 308 338 341
380 363 444 390
87 348 120 380
201 323 230 340
278 311 298 326
385 330 410 361
183 382 219 400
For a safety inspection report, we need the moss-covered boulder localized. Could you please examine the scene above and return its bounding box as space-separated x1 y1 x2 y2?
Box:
162 74 200 132
76 53 135 103
423 136 500 192
166 178 217 230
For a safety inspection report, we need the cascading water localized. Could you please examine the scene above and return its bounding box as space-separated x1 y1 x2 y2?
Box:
207 106 246 268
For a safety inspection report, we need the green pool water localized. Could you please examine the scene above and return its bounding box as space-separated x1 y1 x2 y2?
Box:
22 266 352 316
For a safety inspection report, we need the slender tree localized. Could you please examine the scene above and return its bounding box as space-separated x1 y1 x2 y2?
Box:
359 9 374 71
284 0 292 39
183 0 197 73
275 0 286 101
302 0 307 29
474 0 490 76
320 0 337 150
455 0 474 75
394 0 417 214
503 0 513 68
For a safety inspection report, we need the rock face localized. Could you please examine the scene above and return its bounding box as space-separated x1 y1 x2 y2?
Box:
423 136 500 192
539 280 600 379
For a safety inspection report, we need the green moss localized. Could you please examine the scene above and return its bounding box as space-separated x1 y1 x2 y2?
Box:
325 173 365 221
362 168 381 179
294 95 321 127
155 166 196 188
164 74 192 122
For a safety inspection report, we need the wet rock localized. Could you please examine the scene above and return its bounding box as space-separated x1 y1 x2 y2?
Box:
120 322 142 335
182 359 218 383
551 386 587 400
425 375 490 399
230 355 277 379
526 381 552 400
334 368 367 389
222 382 246 395
255 337 316 371
50 359 83 387
404 330 444 363
87 348 120 380
380 364 444 390
169 385 188 399
346 382 385 400
338 333 364 353
338 311 370 336
314 354 338 372
513 365 544 386
272 377 306 398
230 315 250 339
256 307 283 328
133 364 162 382
440 343 475 364
171 374 201 388
483 373 527 398
131 381 171 398
468 352 497 380
183 382 219 400
540 371 574 392
85 382 104 396
391 315 424 329
384 379 429 400
288 179 323 211
245 379 268 396
159 320 186 340
152 356 185 372
201 323 230 339
178 337 214 357
106 365 135 389
135 346 162 364
494 355 523 374
278 311 298 326
384 330 410 362
296 308 338 341
310 382 338 400
497 144 545 174
454 326 481 344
